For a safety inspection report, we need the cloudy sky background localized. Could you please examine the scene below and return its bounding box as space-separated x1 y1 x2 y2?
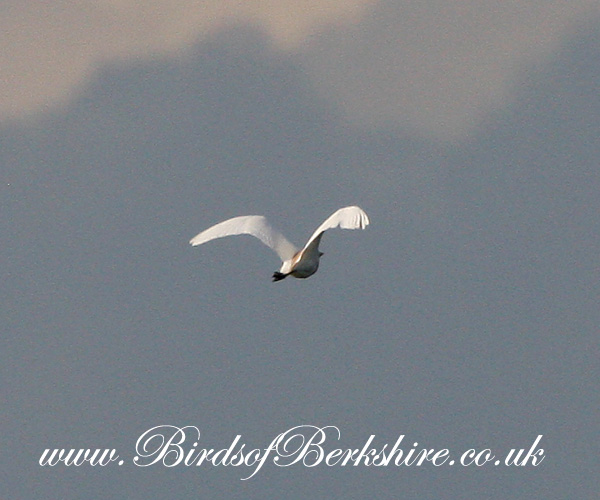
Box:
3 0 599 138
2 1 599 498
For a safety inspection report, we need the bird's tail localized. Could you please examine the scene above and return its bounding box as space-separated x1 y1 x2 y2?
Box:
272 272 287 282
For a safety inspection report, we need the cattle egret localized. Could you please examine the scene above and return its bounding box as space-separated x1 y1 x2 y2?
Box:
189 206 369 281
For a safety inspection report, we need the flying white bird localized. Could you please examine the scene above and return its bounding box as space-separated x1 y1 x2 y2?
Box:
189 206 370 281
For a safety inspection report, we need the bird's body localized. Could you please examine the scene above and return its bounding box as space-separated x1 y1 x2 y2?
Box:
189 206 369 281
274 232 324 281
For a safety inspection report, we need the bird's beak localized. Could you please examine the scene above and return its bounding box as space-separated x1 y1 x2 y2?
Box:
319 252 324 257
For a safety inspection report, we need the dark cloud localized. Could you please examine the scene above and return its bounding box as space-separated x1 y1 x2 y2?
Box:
1 1 597 140
0 0 373 119
300 0 599 139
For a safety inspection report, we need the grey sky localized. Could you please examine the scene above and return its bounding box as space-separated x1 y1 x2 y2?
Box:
2 5 599 499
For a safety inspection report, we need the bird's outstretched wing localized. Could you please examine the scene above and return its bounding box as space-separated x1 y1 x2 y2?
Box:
304 206 370 250
189 215 298 262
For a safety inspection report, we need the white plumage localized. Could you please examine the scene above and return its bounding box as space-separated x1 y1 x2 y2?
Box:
189 206 370 281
